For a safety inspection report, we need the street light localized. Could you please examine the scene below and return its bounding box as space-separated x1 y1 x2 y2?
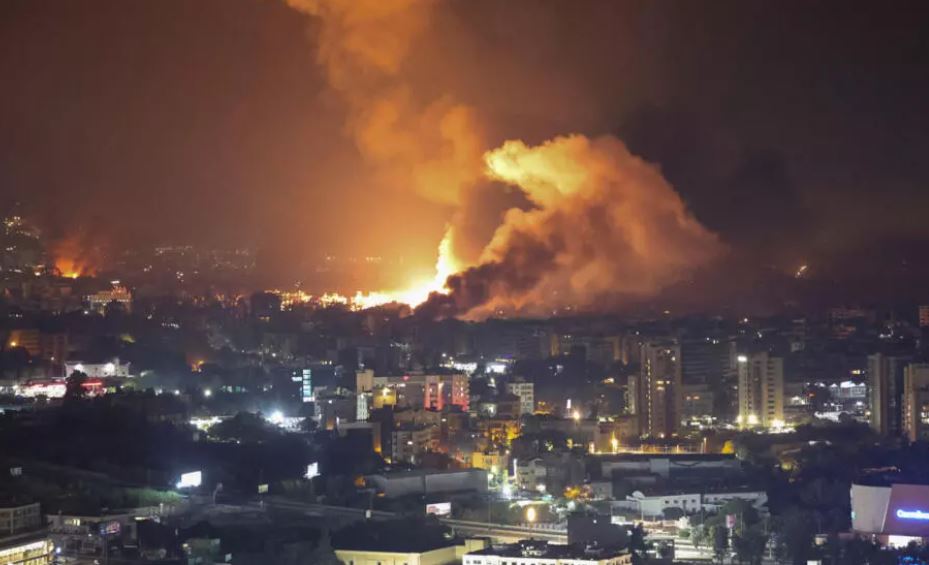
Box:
526 506 537 523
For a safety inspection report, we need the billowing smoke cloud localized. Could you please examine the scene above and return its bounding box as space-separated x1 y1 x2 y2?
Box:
286 1 723 318
284 0 484 208
51 227 106 278
425 135 723 317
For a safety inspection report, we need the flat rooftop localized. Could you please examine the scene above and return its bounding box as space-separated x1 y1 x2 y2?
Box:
468 541 629 560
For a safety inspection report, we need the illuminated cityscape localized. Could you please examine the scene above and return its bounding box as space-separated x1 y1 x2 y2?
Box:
2 1 929 564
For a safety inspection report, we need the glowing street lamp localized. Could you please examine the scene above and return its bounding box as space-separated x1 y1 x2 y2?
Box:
526 506 537 523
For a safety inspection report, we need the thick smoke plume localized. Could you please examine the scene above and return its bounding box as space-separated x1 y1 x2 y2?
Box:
284 0 483 207
286 1 723 318
427 135 723 317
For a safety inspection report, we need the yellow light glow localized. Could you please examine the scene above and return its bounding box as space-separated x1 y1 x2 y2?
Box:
526 506 537 523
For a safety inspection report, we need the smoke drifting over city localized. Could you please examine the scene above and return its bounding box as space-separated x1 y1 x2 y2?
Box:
3 1 929 309
285 0 722 317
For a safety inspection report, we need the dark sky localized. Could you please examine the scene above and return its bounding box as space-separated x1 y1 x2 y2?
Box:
2 0 929 291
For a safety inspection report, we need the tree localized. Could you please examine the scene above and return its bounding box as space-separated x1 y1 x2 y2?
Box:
690 524 708 551
712 525 729 564
209 412 279 443
65 370 88 401
773 508 815 564
303 529 341 565
732 527 768 565
628 523 647 560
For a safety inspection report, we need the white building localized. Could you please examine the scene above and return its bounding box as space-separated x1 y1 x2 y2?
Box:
737 352 784 429
337 538 486 565
464 541 632 565
85 285 132 314
851 482 929 547
506 380 535 416
64 358 131 378
613 489 768 519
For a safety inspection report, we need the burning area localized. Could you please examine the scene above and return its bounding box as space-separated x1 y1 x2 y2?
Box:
285 1 727 317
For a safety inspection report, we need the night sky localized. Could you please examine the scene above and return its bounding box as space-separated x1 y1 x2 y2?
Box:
2 0 929 300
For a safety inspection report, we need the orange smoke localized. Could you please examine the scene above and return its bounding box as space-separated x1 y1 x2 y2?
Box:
52 237 99 278
285 0 484 207
286 2 723 317
428 135 723 317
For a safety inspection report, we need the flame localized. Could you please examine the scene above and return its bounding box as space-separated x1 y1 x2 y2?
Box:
52 235 99 279
349 229 459 309
55 256 94 279
276 231 460 311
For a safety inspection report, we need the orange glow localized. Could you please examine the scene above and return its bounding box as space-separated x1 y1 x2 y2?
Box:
55 257 90 279
332 229 459 310
266 232 460 311
53 237 98 279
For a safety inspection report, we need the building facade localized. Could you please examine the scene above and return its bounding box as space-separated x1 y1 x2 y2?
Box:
902 363 929 442
737 352 784 429
869 353 913 436
506 380 535 417
636 341 682 438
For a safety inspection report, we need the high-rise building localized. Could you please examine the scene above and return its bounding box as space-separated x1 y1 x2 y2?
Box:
869 353 913 436
902 363 929 442
737 352 784 429
637 341 682 438
681 337 733 385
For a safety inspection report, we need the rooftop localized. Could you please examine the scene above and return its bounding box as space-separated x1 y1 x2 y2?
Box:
595 453 737 462
468 540 629 560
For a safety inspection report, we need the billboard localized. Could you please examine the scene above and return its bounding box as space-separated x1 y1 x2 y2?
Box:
176 471 202 489
852 483 929 537
99 521 121 536
426 502 452 517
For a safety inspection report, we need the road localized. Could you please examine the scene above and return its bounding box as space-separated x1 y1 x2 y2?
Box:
260 497 569 542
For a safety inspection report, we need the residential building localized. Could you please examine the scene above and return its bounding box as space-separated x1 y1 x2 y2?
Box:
902 363 929 442
636 341 682 438
614 488 768 518
737 352 784 429
477 417 520 446
869 353 914 436
506 379 535 416
64 358 130 378
0 503 41 535
390 425 438 464
424 373 470 411
0 502 51 565
85 284 132 314
681 383 715 423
